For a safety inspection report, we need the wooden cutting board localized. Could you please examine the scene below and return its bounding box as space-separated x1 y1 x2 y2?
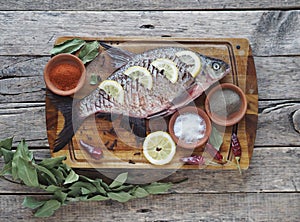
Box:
46 37 258 171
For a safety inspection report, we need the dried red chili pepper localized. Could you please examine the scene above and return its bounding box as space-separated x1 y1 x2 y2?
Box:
180 155 205 165
79 140 103 160
231 133 242 173
205 143 224 162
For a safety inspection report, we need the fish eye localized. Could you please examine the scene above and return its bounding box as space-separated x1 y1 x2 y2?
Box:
212 62 220 70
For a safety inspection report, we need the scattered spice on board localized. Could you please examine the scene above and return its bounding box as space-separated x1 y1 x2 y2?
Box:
49 63 81 91
209 89 241 117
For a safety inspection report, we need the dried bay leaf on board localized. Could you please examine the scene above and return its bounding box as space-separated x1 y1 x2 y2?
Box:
50 38 85 55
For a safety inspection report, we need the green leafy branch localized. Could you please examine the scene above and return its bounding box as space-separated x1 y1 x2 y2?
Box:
0 137 172 217
50 38 100 64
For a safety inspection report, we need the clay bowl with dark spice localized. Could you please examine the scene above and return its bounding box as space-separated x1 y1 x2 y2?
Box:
44 53 86 96
168 106 212 149
205 83 247 126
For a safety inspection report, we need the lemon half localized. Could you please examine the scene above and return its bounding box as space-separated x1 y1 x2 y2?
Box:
143 131 176 165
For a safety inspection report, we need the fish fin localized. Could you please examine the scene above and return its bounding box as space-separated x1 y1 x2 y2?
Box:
99 41 136 69
47 91 84 152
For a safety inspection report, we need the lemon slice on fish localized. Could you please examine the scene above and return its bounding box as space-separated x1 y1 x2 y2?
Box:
151 58 178 83
175 50 202 77
98 80 124 104
143 131 176 165
124 66 153 90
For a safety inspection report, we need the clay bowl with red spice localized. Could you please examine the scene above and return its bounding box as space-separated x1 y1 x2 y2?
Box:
168 106 212 149
44 54 86 96
205 83 247 126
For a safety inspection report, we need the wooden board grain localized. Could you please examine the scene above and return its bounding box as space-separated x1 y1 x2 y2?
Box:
46 37 258 172
1 193 299 221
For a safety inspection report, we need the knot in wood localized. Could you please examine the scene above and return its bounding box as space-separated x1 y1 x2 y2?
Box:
292 109 300 134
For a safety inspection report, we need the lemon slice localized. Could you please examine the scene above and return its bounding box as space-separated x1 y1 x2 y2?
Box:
151 58 178 83
124 66 153 90
175 50 202 77
98 80 124 104
143 131 176 165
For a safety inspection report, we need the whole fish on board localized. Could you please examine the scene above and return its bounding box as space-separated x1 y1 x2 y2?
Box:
50 43 230 152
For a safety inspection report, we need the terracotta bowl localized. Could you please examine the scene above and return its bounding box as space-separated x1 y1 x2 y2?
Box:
168 106 212 149
44 54 86 96
205 83 247 126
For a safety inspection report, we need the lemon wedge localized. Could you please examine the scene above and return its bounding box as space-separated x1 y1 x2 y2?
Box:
98 80 124 104
124 66 153 90
151 58 178 83
143 131 176 165
175 50 202 77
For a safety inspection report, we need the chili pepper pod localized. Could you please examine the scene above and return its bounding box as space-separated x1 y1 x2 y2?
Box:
231 133 242 174
79 140 103 160
205 143 225 164
180 155 205 165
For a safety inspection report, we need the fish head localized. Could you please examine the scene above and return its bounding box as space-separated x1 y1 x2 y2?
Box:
198 56 230 82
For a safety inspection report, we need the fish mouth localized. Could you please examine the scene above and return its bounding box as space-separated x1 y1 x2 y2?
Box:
225 67 231 75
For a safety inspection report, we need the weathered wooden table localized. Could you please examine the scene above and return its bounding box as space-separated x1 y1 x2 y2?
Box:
0 1 299 221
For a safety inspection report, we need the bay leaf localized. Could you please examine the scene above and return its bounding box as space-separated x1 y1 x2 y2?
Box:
17 157 39 187
35 165 57 185
39 156 66 169
1 148 14 164
89 73 99 85
107 191 132 203
143 182 172 194
69 181 97 193
34 199 61 217
22 197 46 209
63 170 79 185
50 168 65 184
45 185 61 192
0 137 13 151
208 126 223 151
0 161 12 176
88 195 109 201
54 190 68 203
111 184 134 192
78 41 100 64
109 172 128 189
132 187 149 198
50 38 85 55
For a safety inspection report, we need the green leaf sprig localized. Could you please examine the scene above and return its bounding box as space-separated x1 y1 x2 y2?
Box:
0 137 172 217
208 126 224 151
50 38 100 64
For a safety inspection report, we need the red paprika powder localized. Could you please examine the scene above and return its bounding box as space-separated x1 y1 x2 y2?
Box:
49 63 81 91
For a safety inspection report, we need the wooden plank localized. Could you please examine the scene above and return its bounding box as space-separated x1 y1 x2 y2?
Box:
0 193 299 221
0 0 299 10
1 55 300 101
0 147 299 193
0 11 299 56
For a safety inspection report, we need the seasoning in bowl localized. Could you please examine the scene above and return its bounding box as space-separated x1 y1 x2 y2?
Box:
49 63 81 91
169 106 212 149
44 53 86 96
205 83 247 126
173 112 206 144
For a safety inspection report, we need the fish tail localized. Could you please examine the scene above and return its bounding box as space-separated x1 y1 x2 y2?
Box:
47 91 84 152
